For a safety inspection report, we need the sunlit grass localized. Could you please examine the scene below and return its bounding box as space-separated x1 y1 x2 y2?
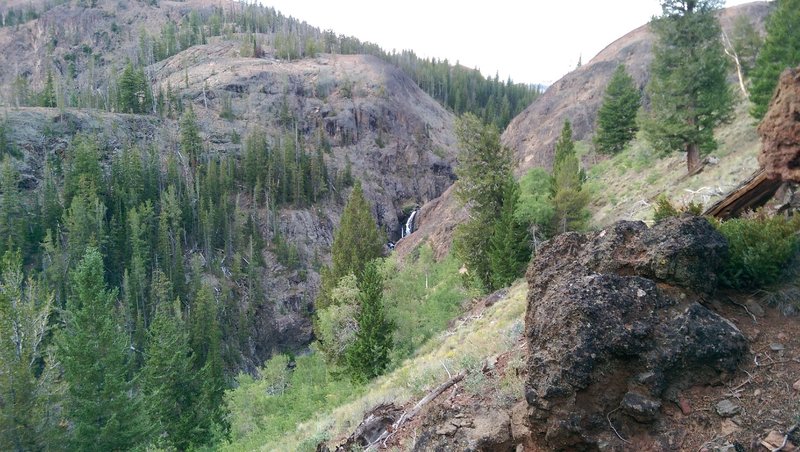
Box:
226 281 527 451
586 98 760 226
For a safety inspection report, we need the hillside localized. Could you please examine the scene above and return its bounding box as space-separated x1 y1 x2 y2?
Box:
1 1 797 451
0 0 465 372
501 1 771 173
399 1 773 259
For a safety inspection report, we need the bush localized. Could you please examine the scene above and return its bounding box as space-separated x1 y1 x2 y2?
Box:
652 195 702 222
225 352 357 447
382 247 470 361
717 214 800 289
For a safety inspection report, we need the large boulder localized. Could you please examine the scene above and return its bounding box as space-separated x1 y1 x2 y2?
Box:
758 66 800 183
524 216 747 449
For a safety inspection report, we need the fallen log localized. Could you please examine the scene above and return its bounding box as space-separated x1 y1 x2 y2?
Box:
703 169 782 219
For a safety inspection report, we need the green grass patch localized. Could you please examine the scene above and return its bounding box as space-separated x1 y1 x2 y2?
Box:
223 246 475 450
382 246 475 360
224 352 360 451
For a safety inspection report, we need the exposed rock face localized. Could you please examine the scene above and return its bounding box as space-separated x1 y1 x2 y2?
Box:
502 2 771 174
524 216 747 449
0 1 458 371
758 66 800 183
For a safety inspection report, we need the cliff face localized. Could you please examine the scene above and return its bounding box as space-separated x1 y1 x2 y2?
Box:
0 0 458 370
501 2 771 174
153 43 457 235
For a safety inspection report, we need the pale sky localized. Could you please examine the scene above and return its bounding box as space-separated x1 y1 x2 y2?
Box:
261 0 756 86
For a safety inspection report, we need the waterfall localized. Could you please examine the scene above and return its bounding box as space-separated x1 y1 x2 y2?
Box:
403 209 417 238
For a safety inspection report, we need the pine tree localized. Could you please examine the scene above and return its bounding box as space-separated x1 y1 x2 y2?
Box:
38 160 62 240
488 178 531 288
346 260 393 382
594 64 641 154
0 120 9 157
188 283 229 444
63 189 106 265
64 135 103 206
318 181 383 309
0 251 56 451
158 185 185 297
749 0 800 119
0 157 25 257
57 247 148 450
551 120 590 234
40 70 57 108
452 113 514 291
642 0 733 173
180 105 202 167
118 63 153 114
141 295 198 450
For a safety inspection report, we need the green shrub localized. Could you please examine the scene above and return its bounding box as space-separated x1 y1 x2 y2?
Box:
653 195 679 222
652 195 703 222
224 352 358 448
717 215 800 289
383 247 470 361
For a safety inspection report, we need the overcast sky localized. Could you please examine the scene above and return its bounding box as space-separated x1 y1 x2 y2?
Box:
261 0 756 86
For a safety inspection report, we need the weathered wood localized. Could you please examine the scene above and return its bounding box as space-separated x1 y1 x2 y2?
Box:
703 169 783 219
364 371 467 450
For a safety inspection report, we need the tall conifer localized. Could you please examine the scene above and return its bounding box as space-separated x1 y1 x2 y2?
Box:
594 64 641 154
345 260 393 382
642 0 733 173
551 121 589 234
317 181 383 309
58 248 148 450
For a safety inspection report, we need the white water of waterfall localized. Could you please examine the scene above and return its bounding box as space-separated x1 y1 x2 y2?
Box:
403 210 417 238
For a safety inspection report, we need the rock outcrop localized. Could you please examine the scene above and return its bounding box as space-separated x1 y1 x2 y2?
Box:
524 216 748 449
758 66 800 183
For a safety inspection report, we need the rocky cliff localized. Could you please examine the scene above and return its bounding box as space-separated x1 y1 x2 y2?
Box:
0 0 459 370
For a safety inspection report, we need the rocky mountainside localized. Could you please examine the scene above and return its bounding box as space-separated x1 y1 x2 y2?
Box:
0 0 458 370
397 2 772 259
501 1 771 173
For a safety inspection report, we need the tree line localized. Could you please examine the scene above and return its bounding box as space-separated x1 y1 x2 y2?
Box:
7 0 539 130
0 101 355 449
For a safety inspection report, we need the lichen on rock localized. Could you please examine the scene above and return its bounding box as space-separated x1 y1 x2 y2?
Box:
524 215 747 449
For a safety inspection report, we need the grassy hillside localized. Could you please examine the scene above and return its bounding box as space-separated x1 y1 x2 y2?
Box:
584 98 761 226
223 266 526 451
